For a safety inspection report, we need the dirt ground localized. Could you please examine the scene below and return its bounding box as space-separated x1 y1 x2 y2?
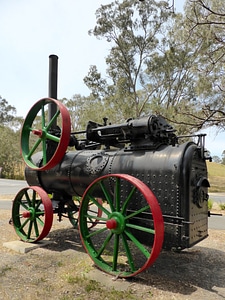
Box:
0 208 225 300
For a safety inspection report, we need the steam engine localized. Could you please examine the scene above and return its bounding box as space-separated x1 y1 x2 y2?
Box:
11 56 210 278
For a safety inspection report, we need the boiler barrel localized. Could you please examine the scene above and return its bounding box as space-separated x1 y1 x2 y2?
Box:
25 141 209 249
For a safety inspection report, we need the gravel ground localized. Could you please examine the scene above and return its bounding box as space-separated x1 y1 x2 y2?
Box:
0 208 225 300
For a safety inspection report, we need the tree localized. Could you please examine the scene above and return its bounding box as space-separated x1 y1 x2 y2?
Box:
83 0 225 135
0 96 24 178
62 94 108 131
0 96 16 125
84 0 175 121
181 0 225 130
212 155 222 163
0 125 22 178
222 150 225 165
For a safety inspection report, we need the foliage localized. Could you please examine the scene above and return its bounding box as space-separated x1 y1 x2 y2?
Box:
84 0 176 121
212 155 222 164
0 96 16 125
222 150 225 165
83 0 225 136
180 0 225 130
219 203 225 210
0 96 24 178
208 199 213 210
61 94 109 131
0 125 23 179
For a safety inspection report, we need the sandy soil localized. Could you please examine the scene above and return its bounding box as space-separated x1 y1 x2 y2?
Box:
0 209 225 300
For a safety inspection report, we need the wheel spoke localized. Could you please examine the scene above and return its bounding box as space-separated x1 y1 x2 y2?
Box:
36 216 45 227
87 194 110 216
126 223 155 235
96 231 113 258
19 218 30 230
19 200 29 210
124 229 150 259
99 181 115 212
25 190 32 207
42 138 47 165
121 233 135 272
35 199 42 210
27 221 33 239
41 103 46 128
125 205 150 220
26 138 42 159
121 186 136 214
46 110 60 130
112 234 119 271
85 226 108 239
33 218 40 237
32 189 37 206
45 132 60 143
85 214 108 222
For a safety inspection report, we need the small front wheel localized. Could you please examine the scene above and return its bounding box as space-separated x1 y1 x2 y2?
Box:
12 186 53 242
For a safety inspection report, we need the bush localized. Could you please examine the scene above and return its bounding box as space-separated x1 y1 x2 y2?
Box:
208 199 213 210
219 203 225 210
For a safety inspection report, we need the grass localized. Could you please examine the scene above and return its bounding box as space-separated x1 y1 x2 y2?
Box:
208 199 213 210
219 203 225 210
60 273 137 300
0 265 12 277
207 161 225 192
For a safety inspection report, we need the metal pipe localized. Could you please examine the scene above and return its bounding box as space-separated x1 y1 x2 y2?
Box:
48 54 58 126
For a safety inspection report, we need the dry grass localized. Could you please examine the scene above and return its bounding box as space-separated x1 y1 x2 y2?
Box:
207 161 225 192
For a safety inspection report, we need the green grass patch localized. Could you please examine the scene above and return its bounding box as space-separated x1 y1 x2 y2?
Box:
208 199 213 210
0 265 12 277
219 203 225 210
207 162 225 192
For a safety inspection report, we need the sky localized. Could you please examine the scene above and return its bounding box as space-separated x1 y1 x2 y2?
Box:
0 0 224 158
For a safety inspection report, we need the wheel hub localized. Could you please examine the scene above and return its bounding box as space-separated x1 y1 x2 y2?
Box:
32 129 43 138
106 212 125 234
22 207 35 220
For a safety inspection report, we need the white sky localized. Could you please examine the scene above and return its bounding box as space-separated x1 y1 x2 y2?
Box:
0 0 224 157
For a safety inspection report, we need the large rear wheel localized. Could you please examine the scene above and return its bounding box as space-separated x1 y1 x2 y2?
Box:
79 174 164 278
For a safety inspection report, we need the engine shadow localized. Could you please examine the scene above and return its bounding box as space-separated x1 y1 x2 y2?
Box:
44 226 225 297
131 245 225 297
44 226 85 253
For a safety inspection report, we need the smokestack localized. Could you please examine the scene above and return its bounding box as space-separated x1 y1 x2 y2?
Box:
48 54 58 126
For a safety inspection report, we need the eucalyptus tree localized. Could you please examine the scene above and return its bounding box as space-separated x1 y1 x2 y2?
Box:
182 0 225 129
0 96 16 125
0 96 24 178
62 94 107 131
84 0 225 134
84 0 175 121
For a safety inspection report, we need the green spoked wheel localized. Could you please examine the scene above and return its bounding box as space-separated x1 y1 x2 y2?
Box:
21 98 71 170
12 186 53 242
68 197 103 229
79 174 164 278
67 197 80 229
